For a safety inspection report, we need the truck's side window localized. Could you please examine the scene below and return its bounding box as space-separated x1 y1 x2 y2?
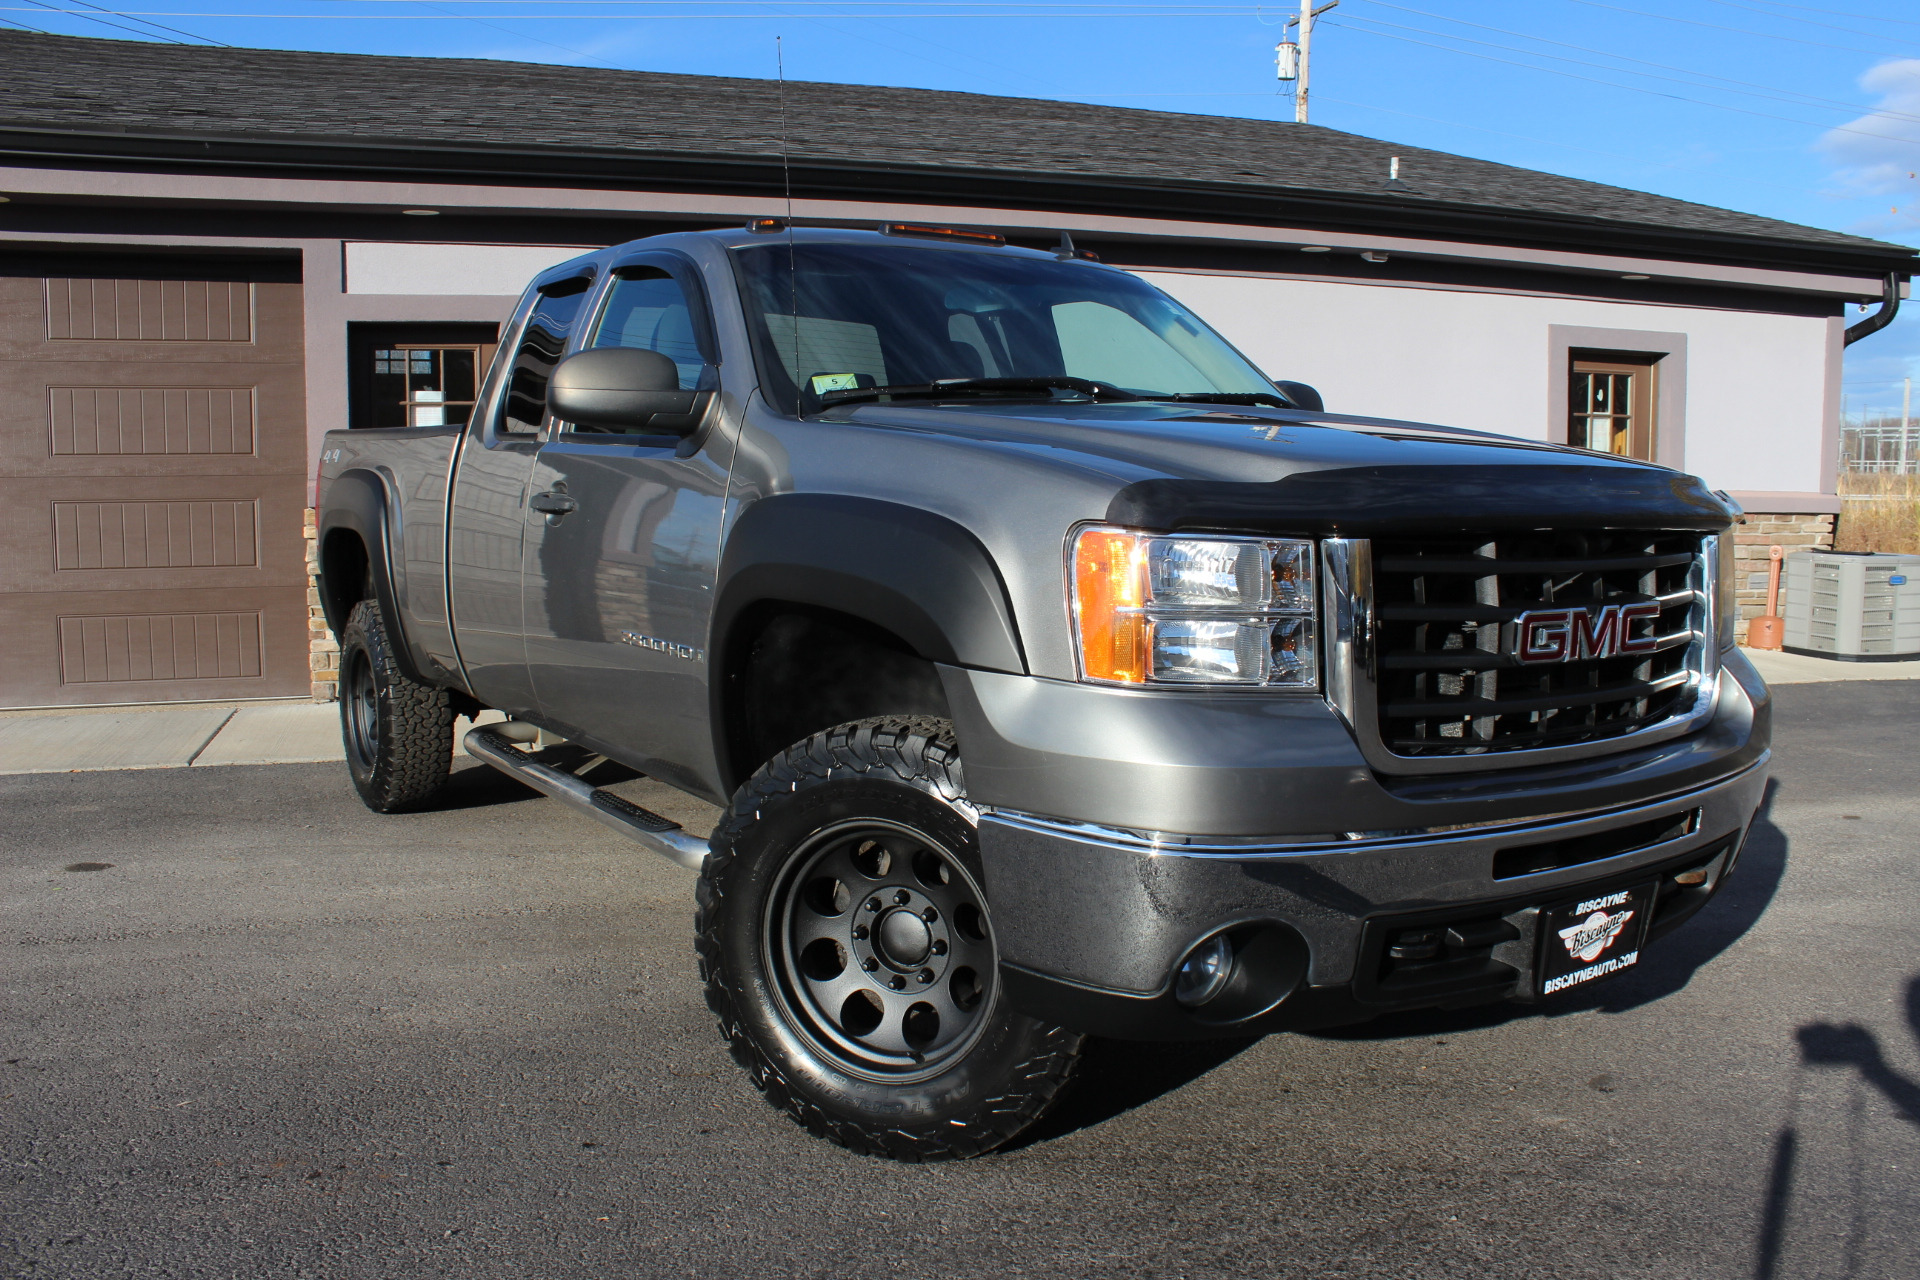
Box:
588 268 706 395
500 276 592 435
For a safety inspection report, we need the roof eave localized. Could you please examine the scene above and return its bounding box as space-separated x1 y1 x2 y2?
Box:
0 122 1910 279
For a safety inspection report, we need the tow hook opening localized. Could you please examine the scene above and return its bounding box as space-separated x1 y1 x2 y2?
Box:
1172 924 1310 1025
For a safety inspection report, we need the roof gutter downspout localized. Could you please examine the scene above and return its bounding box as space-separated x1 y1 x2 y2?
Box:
1844 273 1903 346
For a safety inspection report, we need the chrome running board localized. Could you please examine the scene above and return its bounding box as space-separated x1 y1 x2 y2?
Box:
462 726 708 872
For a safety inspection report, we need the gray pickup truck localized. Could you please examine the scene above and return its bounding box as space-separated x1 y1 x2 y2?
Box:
316 223 1770 1161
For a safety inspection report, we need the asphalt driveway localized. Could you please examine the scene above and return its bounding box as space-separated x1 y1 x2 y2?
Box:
3 682 1917 1279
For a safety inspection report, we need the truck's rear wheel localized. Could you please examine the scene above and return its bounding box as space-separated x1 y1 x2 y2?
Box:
696 716 1083 1161
339 597 453 813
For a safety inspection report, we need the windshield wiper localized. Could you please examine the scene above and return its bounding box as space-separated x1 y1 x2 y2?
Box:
817 376 1144 407
1141 391 1294 409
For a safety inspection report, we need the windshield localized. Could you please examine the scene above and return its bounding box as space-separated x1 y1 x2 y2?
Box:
732 241 1277 415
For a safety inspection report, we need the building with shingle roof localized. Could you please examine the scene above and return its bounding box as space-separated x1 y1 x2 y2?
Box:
0 30 1908 707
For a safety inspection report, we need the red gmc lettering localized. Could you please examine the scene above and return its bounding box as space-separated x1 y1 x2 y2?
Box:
1515 602 1662 663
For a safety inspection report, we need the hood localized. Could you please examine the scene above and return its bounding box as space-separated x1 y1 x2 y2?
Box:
828 399 1734 535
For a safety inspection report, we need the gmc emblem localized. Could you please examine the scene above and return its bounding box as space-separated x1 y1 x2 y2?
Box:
1512 603 1661 664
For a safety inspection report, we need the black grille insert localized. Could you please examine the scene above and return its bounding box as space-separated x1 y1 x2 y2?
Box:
1370 529 1705 757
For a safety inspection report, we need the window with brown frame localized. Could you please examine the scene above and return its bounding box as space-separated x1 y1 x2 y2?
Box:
347 323 498 430
1568 351 1658 460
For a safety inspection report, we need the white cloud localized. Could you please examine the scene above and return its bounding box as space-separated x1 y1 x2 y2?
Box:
1818 59 1920 230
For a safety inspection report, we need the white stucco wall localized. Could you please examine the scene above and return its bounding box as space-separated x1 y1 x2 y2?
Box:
343 241 593 296
1141 270 1834 498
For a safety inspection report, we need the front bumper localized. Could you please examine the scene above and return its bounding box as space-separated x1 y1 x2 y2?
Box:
948 651 1773 1040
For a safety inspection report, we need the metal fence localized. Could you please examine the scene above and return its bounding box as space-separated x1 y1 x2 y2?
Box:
1842 420 1919 473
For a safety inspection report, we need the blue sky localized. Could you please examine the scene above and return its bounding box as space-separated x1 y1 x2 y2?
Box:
8 0 1918 415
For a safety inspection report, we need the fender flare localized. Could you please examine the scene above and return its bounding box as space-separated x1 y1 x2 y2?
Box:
317 468 432 687
712 494 1028 676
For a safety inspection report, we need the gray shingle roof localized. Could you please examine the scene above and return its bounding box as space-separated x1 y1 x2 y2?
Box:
0 31 1909 264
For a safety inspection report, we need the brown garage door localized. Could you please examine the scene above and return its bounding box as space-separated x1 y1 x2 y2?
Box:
0 257 310 708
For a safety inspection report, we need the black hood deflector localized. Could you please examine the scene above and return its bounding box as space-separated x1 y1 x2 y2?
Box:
1106 464 1732 536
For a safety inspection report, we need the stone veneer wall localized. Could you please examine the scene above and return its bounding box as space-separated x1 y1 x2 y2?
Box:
305 508 341 702
1731 511 1835 624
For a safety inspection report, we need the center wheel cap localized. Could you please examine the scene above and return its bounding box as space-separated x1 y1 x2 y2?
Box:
876 908 933 968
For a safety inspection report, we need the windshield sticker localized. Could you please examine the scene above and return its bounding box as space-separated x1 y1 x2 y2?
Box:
810 373 863 394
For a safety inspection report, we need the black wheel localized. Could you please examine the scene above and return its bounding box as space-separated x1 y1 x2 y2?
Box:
696 716 1084 1161
338 597 453 813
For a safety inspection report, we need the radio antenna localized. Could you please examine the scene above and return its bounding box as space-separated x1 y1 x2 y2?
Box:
777 36 800 398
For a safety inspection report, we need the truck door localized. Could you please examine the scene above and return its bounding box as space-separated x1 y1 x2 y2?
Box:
446 270 595 717
520 255 733 795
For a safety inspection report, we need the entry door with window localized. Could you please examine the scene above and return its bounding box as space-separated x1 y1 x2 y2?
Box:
1569 353 1657 460
520 257 731 793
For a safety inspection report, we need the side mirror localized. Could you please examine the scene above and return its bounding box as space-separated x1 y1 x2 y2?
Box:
1273 380 1324 413
548 347 705 435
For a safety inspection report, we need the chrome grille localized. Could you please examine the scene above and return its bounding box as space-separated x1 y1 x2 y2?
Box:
1327 530 1715 768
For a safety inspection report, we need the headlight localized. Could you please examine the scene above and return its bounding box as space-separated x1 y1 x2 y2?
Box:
1070 527 1318 688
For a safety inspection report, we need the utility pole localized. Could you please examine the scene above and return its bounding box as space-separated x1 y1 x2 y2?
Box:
1279 0 1339 124
1903 376 1912 474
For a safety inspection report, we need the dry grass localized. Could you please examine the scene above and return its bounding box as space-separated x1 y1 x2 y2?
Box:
1836 472 1920 554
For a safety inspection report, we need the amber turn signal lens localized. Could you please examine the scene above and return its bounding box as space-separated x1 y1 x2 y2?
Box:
1073 529 1149 683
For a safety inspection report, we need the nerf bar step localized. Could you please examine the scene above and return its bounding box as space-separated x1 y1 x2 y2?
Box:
462 726 709 872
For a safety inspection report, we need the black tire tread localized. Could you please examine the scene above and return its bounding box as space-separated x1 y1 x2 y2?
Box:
695 715 1084 1161
341 597 453 813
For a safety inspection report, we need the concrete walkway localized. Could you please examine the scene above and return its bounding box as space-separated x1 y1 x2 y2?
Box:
0 701 507 775
0 647 1911 775
1741 646 1920 684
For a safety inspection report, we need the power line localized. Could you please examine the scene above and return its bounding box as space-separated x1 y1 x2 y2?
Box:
1556 0 1920 59
1711 0 1920 30
19 0 190 39
1697 0 1920 42
1322 16 1920 148
1339 9 1920 127
64 0 227 40
1362 0 1920 127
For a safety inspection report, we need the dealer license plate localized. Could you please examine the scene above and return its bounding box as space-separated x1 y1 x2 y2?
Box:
1538 882 1656 998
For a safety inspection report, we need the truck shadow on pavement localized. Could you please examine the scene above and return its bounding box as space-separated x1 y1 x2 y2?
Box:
1009 783 1792 1146
427 758 647 811
1311 777 1790 1042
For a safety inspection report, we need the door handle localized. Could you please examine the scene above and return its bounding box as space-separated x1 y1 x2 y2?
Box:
529 490 579 524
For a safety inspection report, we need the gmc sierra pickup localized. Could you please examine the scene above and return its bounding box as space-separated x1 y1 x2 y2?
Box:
316 222 1770 1161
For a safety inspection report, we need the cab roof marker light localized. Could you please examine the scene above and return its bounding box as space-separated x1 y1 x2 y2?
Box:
879 223 1007 246
746 217 786 233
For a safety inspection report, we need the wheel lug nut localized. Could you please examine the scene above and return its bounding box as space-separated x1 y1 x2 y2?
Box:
931 939 947 955
852 924 869 940
893 890 911 905
865 898 881 912
862 958 879 972
918 969 934 984
889 975 905 990
922 907 939 923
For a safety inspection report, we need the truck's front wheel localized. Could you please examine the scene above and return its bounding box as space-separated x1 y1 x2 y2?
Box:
696 716 1083 1160
339 597 453 813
